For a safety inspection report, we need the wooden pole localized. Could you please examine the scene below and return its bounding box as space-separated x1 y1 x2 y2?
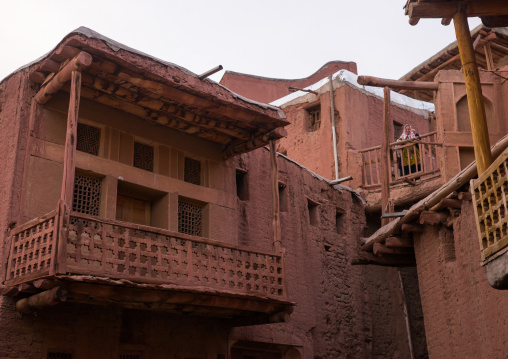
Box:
381 87 391 226
453 8 493 174
61 71 82 209
329 76 339 180
269 140 282 252
357 76 439 91
484 42 495 71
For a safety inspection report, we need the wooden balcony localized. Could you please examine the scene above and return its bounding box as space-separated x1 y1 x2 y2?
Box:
359 131 442 189
3 205 293 323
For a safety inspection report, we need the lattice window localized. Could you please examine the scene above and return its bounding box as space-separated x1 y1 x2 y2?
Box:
306 105 321 132
77 123 101 155
47 353 72 359
178 200 202 236
133 142 154 172
184 157 201 185
73 174 101 216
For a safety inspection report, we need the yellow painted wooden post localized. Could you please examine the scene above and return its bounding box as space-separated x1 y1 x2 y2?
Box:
453 8 493 174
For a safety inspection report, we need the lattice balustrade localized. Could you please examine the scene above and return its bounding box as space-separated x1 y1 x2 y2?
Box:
472 148 508 262
66 215 285 299
6 213 57 283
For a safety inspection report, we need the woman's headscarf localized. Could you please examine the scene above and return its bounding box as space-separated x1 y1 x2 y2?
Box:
398 124 416 141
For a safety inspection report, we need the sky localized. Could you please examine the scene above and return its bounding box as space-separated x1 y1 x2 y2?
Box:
0 1 482 84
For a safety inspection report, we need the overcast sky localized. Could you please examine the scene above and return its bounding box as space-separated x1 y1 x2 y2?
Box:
0 1 481 85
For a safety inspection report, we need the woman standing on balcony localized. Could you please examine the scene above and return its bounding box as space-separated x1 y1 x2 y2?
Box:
397 124 421 176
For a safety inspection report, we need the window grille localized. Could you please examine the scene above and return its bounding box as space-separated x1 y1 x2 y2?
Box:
133 142 154 172
178 200 203 236
307 105 321 132
47 353 72 359
184 157 201 185
73 174 101 216
76 123 101 156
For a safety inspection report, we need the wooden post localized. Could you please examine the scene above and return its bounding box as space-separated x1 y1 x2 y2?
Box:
453 8 493 174
381 87 391 226
269 140 282 252
484 42 495 71
60 71 82 208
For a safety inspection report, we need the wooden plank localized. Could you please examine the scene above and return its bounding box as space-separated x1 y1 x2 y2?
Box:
15 287 67 313
453 9 493 175
386 236 414 248
357 76 439 91
409 1 508 20
381 211 408 219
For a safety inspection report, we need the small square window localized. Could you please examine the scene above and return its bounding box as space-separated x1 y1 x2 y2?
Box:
73 174 102 216
76 123 101 155
306 105 321 132
307 198 320 226
236 170 248 200
184 157 201 185
178 200 203 236
133 142 154 172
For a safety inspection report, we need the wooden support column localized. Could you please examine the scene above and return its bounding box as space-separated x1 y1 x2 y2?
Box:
484 42 495 71
453 8 493 174
381 87 391 226
270 140 282 252
61 71 82 208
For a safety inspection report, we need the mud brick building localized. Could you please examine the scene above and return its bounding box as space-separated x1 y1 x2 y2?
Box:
0 27 428 359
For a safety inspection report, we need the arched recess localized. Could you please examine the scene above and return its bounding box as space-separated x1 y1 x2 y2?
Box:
456 95 495 132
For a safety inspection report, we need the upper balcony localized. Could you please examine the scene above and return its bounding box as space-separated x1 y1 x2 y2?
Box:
5 203 292 323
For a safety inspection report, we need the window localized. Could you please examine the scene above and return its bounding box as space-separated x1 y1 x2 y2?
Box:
307 198 320 226
76 123 101 156
336 210 344 234
236 170 248 200
178 200 203 236
184 157 201 185
279 182 288 212
306 105 321 132
393 121 403 142
133 142 154 172
120 355 141 359
73 174 101 216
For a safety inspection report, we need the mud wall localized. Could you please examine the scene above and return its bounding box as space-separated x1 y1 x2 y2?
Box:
414 201 508 358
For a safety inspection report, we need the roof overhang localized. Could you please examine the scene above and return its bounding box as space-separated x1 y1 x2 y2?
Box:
24 27 289 158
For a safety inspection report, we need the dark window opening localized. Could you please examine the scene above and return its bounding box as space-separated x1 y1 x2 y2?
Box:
336 210 344 234
307 198 320 226
73 174 102 216
133 142 154 172
236 169 248 200
393 121 403 142
279 182 288 212
77 123 101 156
178 200 203 236
306 105 321 132
120 355 141 359
184 157 201 185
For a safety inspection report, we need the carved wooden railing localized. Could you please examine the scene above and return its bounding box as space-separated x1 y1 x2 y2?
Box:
359 131 442 188
472 148 508 263
5 209 287 301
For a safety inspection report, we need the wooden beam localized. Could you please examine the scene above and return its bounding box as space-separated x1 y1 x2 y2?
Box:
33 279 61 290
80 73 254 141
29 71 47 84
484 42 495 71
373 243 414 256
454 9 493 174
409 1 508 21
15 287 67 313
328 176 353 185
223 128 287 159
458 191 472 201
438 198 462 209
61 71 81 210
18 283 37 293
34 51 92 105
419 210 448 226
350 251 416 267
401 223 424 233
415 53 461 83
357 76 439 91
386 236 414 248
381 87 391 226
77 85 233 144
381 211 408 219
270 140 282 252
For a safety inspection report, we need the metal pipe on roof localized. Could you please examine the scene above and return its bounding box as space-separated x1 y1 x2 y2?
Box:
198 65 223 80
329 76 339 180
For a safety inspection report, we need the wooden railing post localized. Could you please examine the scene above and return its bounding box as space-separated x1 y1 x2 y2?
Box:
453 8 493 174
381 87 392 225
270 140 282 252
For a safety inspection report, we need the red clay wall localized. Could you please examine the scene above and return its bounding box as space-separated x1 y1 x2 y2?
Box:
219 61 357 104
414 201 508 358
